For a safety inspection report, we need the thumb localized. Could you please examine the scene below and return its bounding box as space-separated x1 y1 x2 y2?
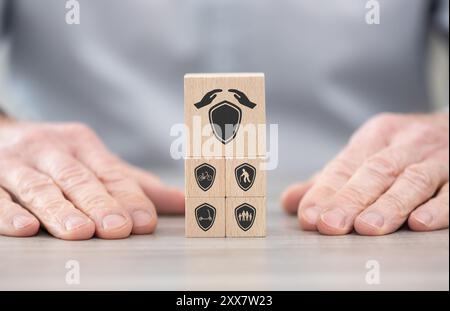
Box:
280 174 318 214
125 164 185 215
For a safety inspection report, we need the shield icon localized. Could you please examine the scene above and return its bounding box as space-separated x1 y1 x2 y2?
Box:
209 101 242 144
195 163 216 191
235 163 256 191
195 203 216 231
235 203 256 231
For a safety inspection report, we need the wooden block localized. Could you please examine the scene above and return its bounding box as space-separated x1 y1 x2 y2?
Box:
184 73 266 158
226 197 266 237
226 157 266 197
185 158 225 197
185 197 225 237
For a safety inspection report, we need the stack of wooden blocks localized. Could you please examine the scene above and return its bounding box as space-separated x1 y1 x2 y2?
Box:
184 73 266 238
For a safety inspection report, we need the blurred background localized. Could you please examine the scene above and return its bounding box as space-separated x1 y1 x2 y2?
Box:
0 0 448 195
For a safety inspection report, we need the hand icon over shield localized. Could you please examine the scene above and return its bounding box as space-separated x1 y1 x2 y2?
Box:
194 89 256 145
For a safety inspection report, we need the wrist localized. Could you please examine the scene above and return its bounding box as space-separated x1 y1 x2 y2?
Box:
0 109 14 126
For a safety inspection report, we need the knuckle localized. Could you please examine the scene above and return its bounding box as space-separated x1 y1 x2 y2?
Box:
19 184 61 211
64 122 97 140
370 113 399 128
12 168 69 212
327 157 356 180
410 124 441 145
19 129 51 145
364 155 399 179
383 193 408 218
115 189 149 206
4 128 66 157
338 186 370 209
55 164 92 190
403 165 435 194
40 199 71 215
15 169 55 200
357 113 401 138
64 122 91 134
96 165 125 184
80 194 115 213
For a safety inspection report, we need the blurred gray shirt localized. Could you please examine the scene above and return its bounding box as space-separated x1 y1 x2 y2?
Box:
0 0 448 180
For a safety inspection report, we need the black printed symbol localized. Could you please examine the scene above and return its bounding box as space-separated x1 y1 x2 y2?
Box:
195 163 216 191
195 203 216 231
228 89 256 109
194 89 223 109
235 163 256 191
209 101 242 144
235 203 256 231
194 89 256 144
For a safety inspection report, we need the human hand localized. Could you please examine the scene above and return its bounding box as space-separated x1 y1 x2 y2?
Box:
281 113 449 235
0 120 184 240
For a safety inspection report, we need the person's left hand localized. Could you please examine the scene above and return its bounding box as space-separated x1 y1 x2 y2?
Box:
0 120 185 240
281 112 449 235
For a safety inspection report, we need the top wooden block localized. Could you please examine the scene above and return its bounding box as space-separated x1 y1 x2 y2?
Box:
184 73 266 158
185 73 265 78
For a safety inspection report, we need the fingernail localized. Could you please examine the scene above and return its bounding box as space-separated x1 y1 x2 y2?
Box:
321 209 346 229
13 215 35 229
102 214 127 230
303 206 320 224
132 210 153 227
414 211 433 227
359 212 384 229
64 216 89 231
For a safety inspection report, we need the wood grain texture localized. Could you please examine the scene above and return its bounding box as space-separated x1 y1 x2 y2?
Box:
185 197 225 237
226 157 266 197
184 73 266 158
226 197 266 237
185 158 225 197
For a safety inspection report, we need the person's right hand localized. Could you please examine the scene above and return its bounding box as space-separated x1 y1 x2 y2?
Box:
281 113 449 235
0 119 184 240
